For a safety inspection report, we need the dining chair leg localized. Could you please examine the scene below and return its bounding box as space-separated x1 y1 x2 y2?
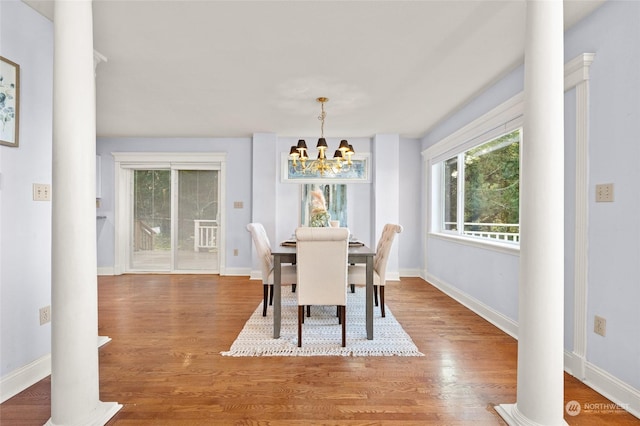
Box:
380 286 386 317
374 285 379 307
269 284 274 305
350 284 355 293
262 284 269 316
341 306 346 347
337 306 341 324
297 306 303 347
292 283 296 293
306 305 311 317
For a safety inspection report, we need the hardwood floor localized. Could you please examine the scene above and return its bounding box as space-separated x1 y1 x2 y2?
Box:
1 275 638 425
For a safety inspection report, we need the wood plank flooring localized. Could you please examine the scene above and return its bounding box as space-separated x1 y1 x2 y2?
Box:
1 275 638 425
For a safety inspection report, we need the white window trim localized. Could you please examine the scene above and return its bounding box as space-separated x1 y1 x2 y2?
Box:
424 93 524 252
427 93 524 165
424 52 595 258
429 231 520 256
112 152 227 275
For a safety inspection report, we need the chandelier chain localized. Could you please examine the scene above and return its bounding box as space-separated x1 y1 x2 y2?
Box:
318 101 326 138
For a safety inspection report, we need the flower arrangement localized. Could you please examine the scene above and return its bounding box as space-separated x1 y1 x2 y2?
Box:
309 189 330 227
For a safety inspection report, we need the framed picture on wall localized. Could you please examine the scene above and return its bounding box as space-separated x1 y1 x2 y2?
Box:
0 55 20 148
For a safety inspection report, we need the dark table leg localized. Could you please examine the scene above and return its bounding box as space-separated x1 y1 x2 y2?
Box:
366 254 374 340
273 256 282 339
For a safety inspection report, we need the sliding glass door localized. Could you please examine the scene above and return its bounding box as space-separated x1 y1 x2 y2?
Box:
114 152 226 275
130 168 219 272
175 170 219 270
132 169 172 270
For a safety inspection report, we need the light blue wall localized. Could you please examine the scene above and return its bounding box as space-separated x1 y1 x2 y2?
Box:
399 138 422 273
421 0 640 396
422 65 524 150
96 137 253 272
98 135 422 275
0 0 54 379
565 0 640 392
421 66 524 323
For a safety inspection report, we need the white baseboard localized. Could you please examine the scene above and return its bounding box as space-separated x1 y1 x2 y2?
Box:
584 364 640 419
0 353 51 403
386 271 400 281
0 336 113 404
97 266 115 276
564 349 589 382
399 268 422 277
223 267 251 277
98 267 251 277
98 335 112 347
565 351 639 419
425 272 519 339
424 272 639 421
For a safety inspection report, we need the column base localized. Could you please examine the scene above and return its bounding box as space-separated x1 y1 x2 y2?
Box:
98 335 111 347
45 401 122 426
495 403 568 426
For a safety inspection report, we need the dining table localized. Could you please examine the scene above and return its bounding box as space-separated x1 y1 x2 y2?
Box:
272 241 377 340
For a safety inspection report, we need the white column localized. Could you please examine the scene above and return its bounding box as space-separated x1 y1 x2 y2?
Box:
497 1 566 425
48 0 121 425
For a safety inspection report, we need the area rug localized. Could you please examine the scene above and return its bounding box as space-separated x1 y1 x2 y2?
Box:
221 287 423 357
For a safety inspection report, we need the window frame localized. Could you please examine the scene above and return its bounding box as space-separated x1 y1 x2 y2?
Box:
440 128 522 242
423 93 524 254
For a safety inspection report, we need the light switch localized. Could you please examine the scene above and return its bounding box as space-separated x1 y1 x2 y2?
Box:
595 183 614 202
33 183 51 201
234 201 243 209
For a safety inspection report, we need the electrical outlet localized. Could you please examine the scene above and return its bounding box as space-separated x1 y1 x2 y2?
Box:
33 183 51 201
594 315 606 336
233 201 243 209
595 183 614 202
39 306 51 325
233 248 239 256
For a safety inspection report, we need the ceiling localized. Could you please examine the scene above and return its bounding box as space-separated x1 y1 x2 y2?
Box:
24 0 604 139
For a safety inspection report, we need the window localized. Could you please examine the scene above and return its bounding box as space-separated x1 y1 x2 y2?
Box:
439 129 521 243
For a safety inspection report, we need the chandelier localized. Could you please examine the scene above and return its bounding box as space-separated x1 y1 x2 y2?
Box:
288 97 355 176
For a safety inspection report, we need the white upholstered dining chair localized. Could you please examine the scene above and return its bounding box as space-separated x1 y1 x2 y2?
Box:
348 223 402 317
247 223 297 317
295 227 350 348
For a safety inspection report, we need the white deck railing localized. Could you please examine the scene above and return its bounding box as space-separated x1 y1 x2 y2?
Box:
444 222 520 243
134 220 156 251
194 220 219 252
